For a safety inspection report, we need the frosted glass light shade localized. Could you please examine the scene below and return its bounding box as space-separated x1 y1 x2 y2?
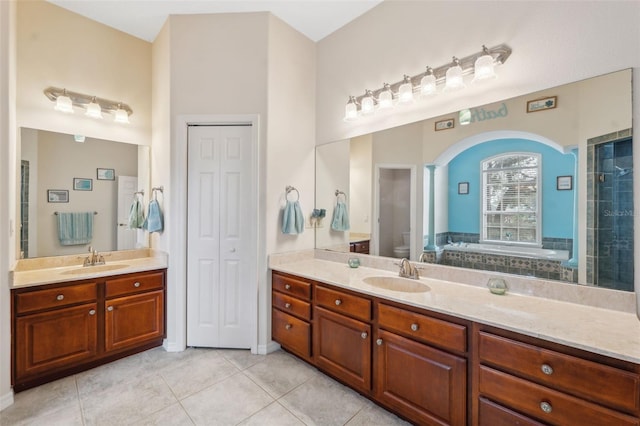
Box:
344 97 358 121
443 63 465 92
86 100 103 119
114 107 130 123
420 72 436 96
378 84 394 109
361 91 375 115
398 76 413 104
472 53 496 83
54 95 74 113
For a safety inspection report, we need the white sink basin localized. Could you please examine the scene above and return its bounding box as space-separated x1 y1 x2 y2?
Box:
363 276 430 293
62 264 129 275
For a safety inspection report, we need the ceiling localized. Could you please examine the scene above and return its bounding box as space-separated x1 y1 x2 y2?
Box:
46 0 384 43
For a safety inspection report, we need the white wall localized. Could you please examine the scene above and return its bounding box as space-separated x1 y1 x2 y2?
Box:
350 134 372 235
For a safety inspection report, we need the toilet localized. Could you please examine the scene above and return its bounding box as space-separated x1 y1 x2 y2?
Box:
393 232 411 258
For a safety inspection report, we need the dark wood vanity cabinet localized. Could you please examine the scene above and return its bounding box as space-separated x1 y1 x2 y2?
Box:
12 269 166 392
350 240 370 254
271 272 312 361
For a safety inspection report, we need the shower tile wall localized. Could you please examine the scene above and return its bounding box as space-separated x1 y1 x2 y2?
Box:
587 130 633 291
20 160 29 258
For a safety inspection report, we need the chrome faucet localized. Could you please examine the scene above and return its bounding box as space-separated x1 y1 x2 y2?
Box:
83 246 105 267
398 258 419 279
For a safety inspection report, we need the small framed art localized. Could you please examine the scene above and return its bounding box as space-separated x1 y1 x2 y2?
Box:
97 168 115 180
435 118 455 131
47 189 69 203
557 175 572 190
458 182 469 195
527 96 557 113
73 178 93 191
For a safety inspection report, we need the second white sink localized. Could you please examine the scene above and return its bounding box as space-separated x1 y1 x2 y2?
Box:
62 264 129 275
363 276 431 293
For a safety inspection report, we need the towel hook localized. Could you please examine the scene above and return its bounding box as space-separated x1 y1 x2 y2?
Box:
151 186 164 201
285 185 300 202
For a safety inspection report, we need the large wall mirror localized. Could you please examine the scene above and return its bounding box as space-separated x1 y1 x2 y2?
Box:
18 128 150 259
316 69 633 292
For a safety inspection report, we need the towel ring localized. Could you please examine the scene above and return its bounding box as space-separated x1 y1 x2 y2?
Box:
335 189 347 202
285 185 300 202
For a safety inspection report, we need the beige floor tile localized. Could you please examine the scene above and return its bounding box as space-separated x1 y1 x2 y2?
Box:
160 351 239 400
143 347 218 372
133 402 195 426
237 401 304 426
279 374 368 426
243 350 318 398
0 398 83 426
76 350 155 395
80 374 177 426
181 373 274 425
345 400 412 426
218 349 266 371
0 376 78 425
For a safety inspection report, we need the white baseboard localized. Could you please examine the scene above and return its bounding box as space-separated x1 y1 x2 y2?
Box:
163 340 186 353
257 341 281 355
0 390 14 411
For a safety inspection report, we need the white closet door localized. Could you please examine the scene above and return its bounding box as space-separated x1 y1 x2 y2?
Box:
187 125 254 348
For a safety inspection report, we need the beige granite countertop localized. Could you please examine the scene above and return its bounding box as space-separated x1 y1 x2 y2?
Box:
10 249 168 289
270 257 640 364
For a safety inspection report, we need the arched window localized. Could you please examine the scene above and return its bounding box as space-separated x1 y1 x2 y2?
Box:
481 152 541 245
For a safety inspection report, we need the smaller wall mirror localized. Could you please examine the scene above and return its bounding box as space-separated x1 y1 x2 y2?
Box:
19 128 150 259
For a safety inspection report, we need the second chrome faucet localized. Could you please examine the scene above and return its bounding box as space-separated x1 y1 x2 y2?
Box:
398 258 419 279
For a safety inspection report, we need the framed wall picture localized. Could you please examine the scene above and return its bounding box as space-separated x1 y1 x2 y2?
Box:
97 168 115 180
458 182 469 195
73 178 93 191
435 118 455 131
557 175 573 190
527 96 557 113
47 189 69 203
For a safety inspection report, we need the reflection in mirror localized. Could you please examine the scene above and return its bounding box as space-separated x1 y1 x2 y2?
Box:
315 69 633 291
19 128 150 258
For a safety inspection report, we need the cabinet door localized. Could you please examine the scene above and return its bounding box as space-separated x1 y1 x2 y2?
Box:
314 306 372 393
375 329 467 426
15 303 98 379
105 290 164 352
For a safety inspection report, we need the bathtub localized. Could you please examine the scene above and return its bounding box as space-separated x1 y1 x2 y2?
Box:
443 243 569 261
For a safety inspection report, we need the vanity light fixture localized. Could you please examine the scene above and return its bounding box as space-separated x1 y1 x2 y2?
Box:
44 87 133 124
343 43 511 121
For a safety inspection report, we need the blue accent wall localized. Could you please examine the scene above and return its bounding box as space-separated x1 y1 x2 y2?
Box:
447 138 575 239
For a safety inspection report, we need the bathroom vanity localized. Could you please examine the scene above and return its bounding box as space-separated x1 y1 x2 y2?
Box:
10 251 167 392
270 257 640 426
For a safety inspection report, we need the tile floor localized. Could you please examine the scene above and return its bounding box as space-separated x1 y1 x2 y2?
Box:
0 347 411 425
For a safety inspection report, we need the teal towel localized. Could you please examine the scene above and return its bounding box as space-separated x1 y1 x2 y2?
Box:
128 198 145 229
143 199 164 233
331 201 350 232
57 212 94 245
282 200 304 234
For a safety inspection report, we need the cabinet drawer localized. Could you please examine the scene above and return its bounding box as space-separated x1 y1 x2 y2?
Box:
105 271 164 298
378 303 466 353
15 283 97 314
272 309 311 359
272 273 311 301
479 332 640 414
315 285 371 322
351 241 369 254
273 291 311 320
478 397 545 426
479 366 640 426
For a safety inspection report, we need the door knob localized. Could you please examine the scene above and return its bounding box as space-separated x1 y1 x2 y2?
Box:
230 248 236 253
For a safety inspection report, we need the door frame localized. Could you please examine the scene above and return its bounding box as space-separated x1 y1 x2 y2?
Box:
169 114 261 354
372 164 416 260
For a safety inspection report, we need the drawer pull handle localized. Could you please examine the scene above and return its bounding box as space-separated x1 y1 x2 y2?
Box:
335 299 342 306
285 284 291 290
410 323 419 332
107 306 114 312
89 309 96 316
541 364 554 375
285 324 292 330
361 332 368 339
134 282 141 288
540 401 552 414
56 294 64 301
284 303 291 309
376 338 383 346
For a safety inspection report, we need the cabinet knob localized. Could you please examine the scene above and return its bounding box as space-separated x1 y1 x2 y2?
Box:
376 338 383 346
361 332 368 339
133 282 141 288
56 294 64 301
335 299 342 306
107 306 114 312
285 324 292 330
89 309 96 316
540 401 553 414
284 303 291 309
410 323 419 332
285 284 291 290
541 364 554 375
